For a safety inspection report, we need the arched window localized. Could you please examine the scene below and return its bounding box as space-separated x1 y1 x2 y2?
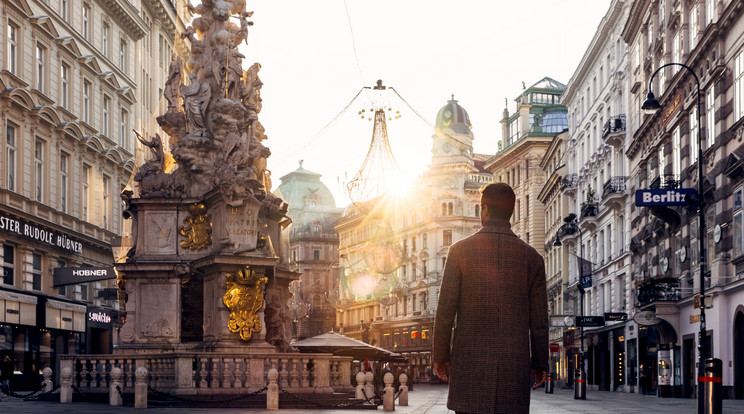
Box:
441 203 447 215
448 203 453 215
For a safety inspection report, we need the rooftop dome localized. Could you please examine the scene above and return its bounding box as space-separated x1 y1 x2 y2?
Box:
435 95 472 135
276 160 337 210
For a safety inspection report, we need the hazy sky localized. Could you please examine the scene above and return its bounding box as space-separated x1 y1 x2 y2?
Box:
233 0 613 206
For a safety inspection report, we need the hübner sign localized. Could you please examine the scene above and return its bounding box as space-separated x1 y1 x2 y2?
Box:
53 267 116 287
0 213 83 253
635 188 697 206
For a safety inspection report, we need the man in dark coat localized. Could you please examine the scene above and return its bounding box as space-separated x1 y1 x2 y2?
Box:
0 354 12 394
432 182 549 414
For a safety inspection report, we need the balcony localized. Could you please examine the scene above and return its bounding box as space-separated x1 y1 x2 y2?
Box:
601 176 627 210
602 115 626 149
561 174 579 196
649 174 680 189
579 202 598 220
636 276 681 308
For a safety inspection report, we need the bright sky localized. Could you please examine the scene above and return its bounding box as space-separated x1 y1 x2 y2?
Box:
233 0 613 206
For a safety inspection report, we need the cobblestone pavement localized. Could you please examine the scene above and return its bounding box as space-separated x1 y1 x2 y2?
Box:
1 384 743 413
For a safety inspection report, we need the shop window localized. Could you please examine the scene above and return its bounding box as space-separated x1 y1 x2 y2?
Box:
443 230 452 246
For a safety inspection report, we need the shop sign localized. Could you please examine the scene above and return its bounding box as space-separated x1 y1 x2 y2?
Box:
576 316 605 327
53 266 116 287
635 188 696 206
87 307 113 329
0 212 83 253
633 310 662 326
549 343 560 353
661 93 683 126
604 312 628 321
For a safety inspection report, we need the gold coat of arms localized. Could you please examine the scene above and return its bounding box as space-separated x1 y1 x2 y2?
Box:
223 266 268 341
179 203 212 249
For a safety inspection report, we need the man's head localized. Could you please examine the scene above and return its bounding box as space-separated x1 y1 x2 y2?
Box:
480 182 515 222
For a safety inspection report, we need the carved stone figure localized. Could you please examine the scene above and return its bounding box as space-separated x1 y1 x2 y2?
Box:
181 74 211 134
264 293 292 352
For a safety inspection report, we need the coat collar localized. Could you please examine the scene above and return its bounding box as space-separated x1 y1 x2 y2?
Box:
478 219 517 237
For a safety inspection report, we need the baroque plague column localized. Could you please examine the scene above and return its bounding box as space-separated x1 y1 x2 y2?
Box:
115 0 292 354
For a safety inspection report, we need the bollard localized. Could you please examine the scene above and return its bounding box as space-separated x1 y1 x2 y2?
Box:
701 358 722 414
574 368 586 400
110 367 123 406
134 366 148 409
545 372 554 394
41 367 53 394
60 367 73 403
398 373 408 406
382 372 395 411
364 371 375 405
267 368 279 410
355 371 366 400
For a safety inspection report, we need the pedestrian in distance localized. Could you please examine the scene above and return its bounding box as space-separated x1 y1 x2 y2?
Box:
432 182 549 414
0 354 12 396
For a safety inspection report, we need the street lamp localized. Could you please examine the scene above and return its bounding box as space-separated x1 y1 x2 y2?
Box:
553 213 585 357
642 62 708 413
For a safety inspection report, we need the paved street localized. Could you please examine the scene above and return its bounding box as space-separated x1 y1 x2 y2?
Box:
2 384 744 413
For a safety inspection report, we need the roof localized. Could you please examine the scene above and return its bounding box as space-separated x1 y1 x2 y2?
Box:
526 77 567 92
276 160 337 210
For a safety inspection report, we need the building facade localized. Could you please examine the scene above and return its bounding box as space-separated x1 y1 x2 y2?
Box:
558 0 634 394
276 161 342 339
622 0 744 399
0 0 187 389
334 97 492 382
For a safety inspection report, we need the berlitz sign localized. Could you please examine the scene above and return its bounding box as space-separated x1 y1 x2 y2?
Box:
53 267 116 287
635 188 697 206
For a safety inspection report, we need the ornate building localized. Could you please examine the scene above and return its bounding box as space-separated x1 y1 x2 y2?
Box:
276 161 342 339
486 77 568 251
558 0 633 394
334 97 492 382
0 0 188 388
622 0 744 399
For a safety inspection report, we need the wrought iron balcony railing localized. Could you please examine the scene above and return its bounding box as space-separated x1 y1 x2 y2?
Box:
602 115 626 140
649 174 680 189
636 277 681 307
602 176 627 200
580 202 598 220
561 174 579 190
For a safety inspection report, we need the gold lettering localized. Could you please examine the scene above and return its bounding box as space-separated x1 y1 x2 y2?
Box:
231 207 238 215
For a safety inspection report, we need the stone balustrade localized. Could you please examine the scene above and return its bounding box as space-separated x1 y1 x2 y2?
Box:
58 352 353 400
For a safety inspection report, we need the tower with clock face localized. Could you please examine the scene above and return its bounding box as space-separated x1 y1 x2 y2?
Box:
431 95 475 167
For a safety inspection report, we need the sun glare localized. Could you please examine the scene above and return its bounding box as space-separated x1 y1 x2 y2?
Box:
385 173 415 198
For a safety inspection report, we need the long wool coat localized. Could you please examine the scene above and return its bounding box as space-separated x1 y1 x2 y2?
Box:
432 220 549 414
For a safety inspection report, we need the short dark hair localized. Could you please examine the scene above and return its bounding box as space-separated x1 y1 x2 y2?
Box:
480 182 515 220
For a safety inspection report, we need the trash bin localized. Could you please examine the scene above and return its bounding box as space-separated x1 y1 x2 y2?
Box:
545 372 554 394
701 358 722 414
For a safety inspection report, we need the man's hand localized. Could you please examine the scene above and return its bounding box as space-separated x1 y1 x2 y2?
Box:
434 362 450 382
531 369 547 390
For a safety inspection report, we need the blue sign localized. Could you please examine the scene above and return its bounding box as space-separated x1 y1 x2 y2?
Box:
635 188 696 206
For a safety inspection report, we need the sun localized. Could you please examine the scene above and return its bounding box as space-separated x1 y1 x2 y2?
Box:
385 172 415 198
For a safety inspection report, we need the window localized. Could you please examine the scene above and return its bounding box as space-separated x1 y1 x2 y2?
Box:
412 237 416 252
102 23 109 57
57 259 67 296
525 195 530 217
706 0 715 24
103 175 111 230
60 152 69 213
672 126 681 177
7 23 17 74
706 87 715 148
735 50 744 122
32 253 42 291
3 245 14 285
81 283 88 301
690 106 699 165
120 40 128 73
103 96 110 136
422 232 428 249
5 123 19 193
83 165 91 220
121 109 129 149
83 80 91 123
689 5 699 51
443 230 452 246
475 205 480 217
448 202 453 215
83 4 90 39
61 0 69 21
35 139 44 202
672 32 681 73
707 208 715 273
313 250 320 261
36 44 46 92
61 64 69 109
159 34 165 67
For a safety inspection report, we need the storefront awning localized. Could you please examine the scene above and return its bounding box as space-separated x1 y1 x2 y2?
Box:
46 299 86 332
0 289 37 326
